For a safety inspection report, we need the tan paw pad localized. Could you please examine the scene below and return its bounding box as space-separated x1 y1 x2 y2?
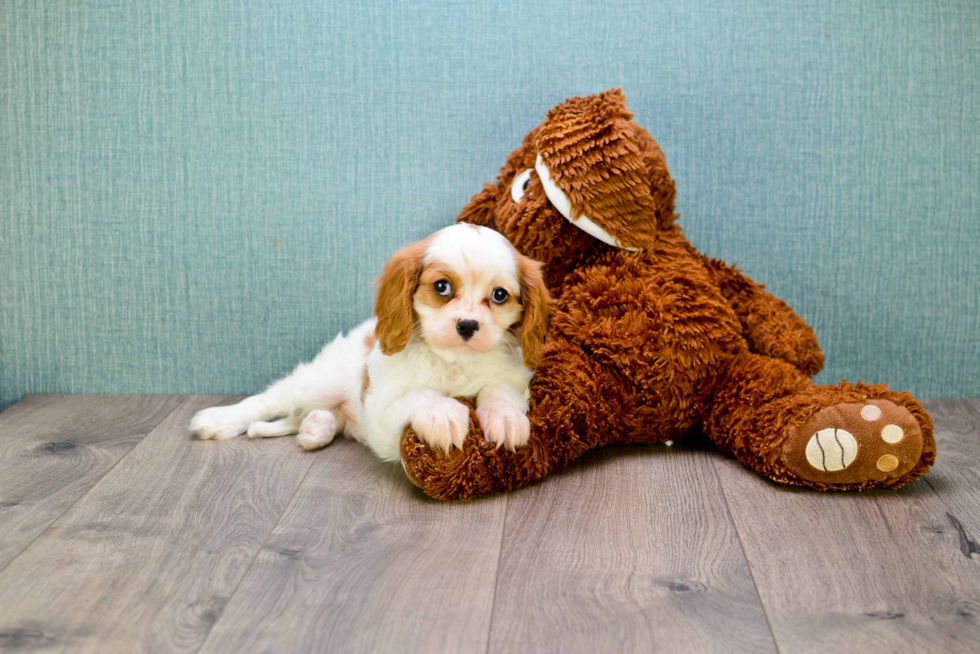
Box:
881 424 904 444
861 404 882 421
782 399 924 485
877 454 899 472
805 429 858 472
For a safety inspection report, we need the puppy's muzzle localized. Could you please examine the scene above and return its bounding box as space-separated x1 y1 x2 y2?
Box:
456 319 479 341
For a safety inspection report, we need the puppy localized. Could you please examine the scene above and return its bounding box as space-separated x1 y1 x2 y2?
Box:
190 224 550 461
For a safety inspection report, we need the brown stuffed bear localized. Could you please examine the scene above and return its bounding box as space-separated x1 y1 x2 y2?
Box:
400 89 935 500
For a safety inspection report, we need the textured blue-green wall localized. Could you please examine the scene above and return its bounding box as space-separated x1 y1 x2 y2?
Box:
1 0 978 411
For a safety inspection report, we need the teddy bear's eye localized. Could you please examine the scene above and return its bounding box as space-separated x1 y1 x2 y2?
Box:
510 169 533 203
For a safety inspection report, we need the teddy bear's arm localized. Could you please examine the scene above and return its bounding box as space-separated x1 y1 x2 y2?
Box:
400 335 627 500
701 256 824 376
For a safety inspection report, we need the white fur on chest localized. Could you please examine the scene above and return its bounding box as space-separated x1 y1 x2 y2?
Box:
368 339 527 399
352 338 532 461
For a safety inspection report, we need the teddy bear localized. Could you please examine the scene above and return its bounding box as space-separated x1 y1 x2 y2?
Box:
399 89 935 501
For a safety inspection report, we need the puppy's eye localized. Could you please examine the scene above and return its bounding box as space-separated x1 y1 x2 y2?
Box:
491 288 509 304
510 169 533 203
433 280 452 297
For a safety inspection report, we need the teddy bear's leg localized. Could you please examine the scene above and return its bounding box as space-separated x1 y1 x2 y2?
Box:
701 257 825 375
703 352 935 490
400 337 628 500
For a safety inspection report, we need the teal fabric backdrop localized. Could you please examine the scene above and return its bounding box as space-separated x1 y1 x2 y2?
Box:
1 0 978 412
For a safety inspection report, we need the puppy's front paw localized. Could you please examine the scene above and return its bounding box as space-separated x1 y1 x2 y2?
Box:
477 401 530 452
411 398 470 454
191 405 250 440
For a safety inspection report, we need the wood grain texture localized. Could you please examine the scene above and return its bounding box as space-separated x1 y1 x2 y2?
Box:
0 396 317 654
0 394 184 571
713 447 980 653
198 438 508 654
1 396 978 653
487 442 777 654
922 399 980 541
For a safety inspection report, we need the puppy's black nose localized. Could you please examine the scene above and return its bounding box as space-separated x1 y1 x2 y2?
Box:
456 319 480 340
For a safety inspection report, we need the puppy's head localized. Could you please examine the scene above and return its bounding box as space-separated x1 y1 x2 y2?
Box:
374 224 550 367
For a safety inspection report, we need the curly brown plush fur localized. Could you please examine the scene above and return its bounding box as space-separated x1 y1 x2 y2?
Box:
400 89 935 500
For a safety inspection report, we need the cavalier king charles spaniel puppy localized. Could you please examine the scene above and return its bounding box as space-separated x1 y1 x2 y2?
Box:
191 224 550 460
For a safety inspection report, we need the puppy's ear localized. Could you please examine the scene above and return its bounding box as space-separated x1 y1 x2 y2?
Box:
516 254 551 369
374 240 427 355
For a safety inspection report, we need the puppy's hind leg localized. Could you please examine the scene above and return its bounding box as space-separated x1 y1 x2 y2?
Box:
192 318 375 442
247 416 302 439
191 359 328 441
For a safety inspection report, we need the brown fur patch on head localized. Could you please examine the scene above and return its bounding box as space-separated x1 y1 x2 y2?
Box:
514 252 551 368
373 238 430 355
415 266 463 309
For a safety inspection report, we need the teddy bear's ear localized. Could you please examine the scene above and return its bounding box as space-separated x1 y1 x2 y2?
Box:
630 122 678 232
534 89 670 250
455 184 498 230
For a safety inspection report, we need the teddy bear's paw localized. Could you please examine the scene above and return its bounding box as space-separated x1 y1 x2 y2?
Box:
781 400 924 485
476 401 531 452
296 409 338 451
411 397 471 454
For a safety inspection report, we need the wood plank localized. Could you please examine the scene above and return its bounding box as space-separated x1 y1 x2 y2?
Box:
487 443 777 654
198 437 508 654
0 396 317 654
713 445 980 652
922 399 980 540
0 394 184 571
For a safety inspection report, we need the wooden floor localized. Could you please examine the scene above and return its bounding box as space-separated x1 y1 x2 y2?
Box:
0 396 978 653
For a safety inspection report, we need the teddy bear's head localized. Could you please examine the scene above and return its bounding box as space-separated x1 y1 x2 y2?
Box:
457 89 677 265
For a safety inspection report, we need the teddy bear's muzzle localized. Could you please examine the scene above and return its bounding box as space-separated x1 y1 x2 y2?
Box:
533 154 639 251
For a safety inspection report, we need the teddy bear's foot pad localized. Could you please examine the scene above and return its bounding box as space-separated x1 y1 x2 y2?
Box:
781 400 923 485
